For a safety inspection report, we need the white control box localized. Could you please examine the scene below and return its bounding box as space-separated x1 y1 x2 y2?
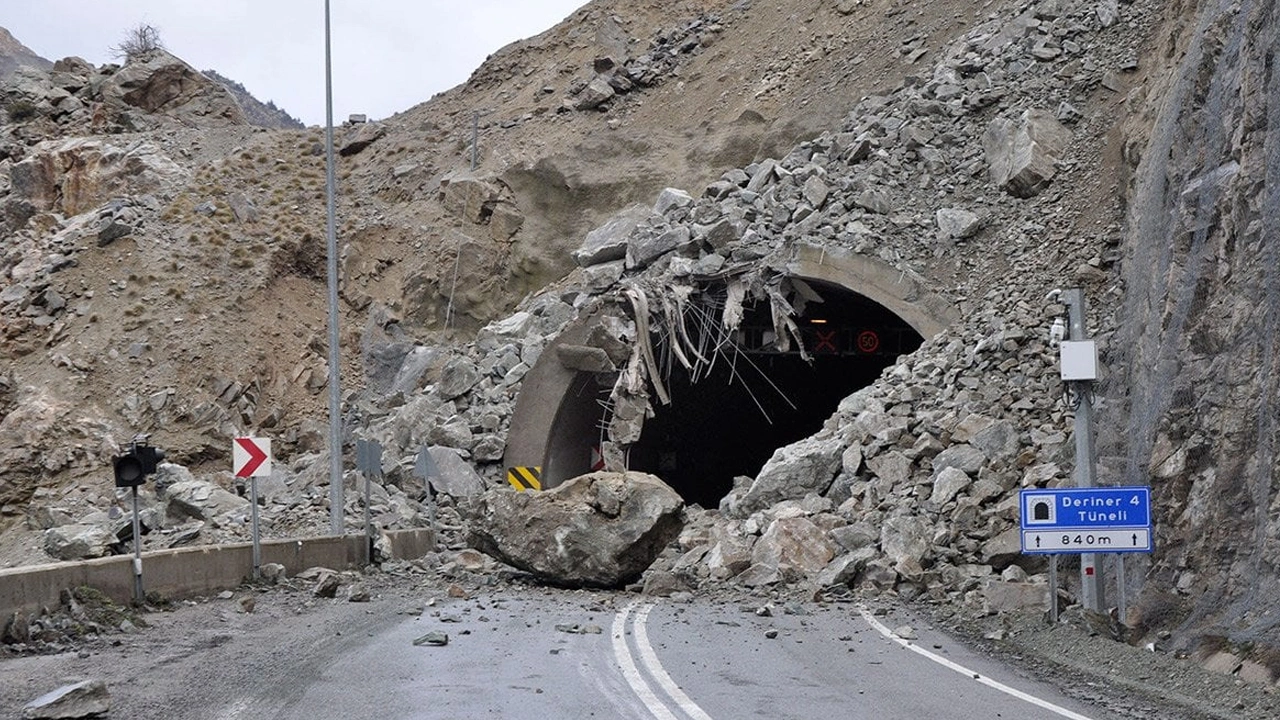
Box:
1060 340 1098 381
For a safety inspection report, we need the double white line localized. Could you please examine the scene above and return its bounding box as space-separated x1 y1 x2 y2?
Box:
612 600 1096 720
611 600 715 720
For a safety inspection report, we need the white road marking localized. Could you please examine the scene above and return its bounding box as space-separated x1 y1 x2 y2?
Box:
612 601 681 720
856 605 1097 720
632 603 716 720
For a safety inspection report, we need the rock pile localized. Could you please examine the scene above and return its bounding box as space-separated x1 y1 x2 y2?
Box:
355 0 1151 615
565 13 724 111
2 585 145 654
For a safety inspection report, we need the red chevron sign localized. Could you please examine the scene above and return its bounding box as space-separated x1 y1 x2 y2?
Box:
233 437 271 478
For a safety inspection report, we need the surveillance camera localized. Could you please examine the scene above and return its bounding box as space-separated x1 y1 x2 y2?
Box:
1049 317 1065 347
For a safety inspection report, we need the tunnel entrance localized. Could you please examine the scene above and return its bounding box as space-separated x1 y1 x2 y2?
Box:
629 279 922 507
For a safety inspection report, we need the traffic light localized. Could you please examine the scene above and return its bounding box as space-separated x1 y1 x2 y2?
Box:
114 442 165 487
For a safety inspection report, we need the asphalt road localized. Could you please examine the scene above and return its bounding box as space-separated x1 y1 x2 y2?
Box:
1 583 1115 720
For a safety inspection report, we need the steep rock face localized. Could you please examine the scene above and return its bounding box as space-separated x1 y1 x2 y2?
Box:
1 48 246 139
201 69 304 129
1103 0 1280 651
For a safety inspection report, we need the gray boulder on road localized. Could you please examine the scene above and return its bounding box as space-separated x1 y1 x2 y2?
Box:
466 471 685 587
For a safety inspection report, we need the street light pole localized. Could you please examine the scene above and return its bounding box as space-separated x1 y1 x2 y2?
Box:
324 0 344 535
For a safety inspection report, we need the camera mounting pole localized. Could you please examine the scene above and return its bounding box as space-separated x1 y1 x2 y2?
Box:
1062 288 1104 612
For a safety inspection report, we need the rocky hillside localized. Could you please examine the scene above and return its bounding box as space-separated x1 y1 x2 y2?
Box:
0 0 1278 693
0 27 50 80
201 70 305 130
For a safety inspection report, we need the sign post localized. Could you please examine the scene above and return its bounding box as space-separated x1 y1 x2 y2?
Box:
413 447 440 534
233 437 272 580
356 439 383 564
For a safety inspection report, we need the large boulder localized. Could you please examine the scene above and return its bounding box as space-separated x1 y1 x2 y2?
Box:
104 50 246 124
161 472 250 522
10 138 188 216
750 517 836 579
572 203 649 267
466 471 685 587
42 523 114 561
0 390 64 508
340 121 386 157
727 435 843 517
440 175 502 223
982 109 1072 198
425 446 485 498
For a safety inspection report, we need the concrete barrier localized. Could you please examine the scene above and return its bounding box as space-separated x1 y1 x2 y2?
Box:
0 529 435 619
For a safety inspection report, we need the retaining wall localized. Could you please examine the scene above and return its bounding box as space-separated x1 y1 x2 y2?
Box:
0 529 435 618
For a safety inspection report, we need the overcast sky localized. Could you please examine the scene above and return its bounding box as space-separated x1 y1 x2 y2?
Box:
2 0 586 126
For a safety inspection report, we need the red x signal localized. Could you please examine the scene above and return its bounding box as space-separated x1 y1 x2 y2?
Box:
811 329 838 353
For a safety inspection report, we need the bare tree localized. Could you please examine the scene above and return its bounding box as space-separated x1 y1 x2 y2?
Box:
110 23 166 61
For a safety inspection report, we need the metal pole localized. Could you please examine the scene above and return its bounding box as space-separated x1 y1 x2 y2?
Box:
471 111 479 170
131 486 143 603
1064 288 1104 612
324 0 344 535
426 480 437 535
250 477 261 580
1048 555 1059 624
363 470 372 565
1117 556 1127 625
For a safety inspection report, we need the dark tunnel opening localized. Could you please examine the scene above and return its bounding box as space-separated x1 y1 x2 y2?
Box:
628 280 923 508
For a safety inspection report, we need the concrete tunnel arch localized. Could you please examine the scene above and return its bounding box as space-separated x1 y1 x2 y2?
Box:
503 244 957 502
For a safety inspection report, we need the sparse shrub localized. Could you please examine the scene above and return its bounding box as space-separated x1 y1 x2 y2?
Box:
1129 589 1186 639
1254 644 1280 680
1194 634 1232 659
110 23 166 61
6 99 38 122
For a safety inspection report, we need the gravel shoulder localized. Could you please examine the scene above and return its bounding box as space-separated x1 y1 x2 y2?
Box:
927 604 1280 720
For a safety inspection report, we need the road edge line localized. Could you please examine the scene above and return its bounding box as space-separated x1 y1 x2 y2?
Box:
856 605 1096 720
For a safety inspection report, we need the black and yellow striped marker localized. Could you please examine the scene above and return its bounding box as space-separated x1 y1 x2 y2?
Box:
507 466 542 492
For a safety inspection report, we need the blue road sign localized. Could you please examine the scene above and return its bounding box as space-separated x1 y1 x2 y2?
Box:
1019 486 1153 554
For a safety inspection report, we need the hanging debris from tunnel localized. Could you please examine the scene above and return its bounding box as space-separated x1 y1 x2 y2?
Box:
609 268 819 446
